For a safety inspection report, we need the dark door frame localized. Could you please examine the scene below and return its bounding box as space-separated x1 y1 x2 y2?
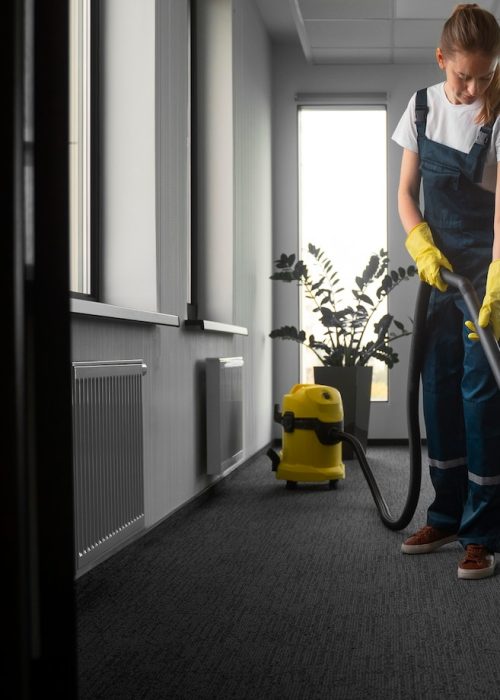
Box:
2 1 77 697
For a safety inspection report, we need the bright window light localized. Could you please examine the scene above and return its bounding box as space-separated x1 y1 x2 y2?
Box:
298 106 388 400
69 0 91 295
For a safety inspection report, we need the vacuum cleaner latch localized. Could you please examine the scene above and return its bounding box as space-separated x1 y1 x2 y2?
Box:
281 411 296 433
274 407 342 445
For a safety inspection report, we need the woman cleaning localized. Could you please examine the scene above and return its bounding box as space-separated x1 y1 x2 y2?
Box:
392 4 500 579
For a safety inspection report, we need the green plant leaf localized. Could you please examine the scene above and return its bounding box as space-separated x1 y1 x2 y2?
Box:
293 260 308 280
319 307 343 328
376 275 393 298
374 313 393 338
361 255 379 285
311 276 325 291
269 326 306 343
270 271 295 282
274 253 291 268
269 245 415 368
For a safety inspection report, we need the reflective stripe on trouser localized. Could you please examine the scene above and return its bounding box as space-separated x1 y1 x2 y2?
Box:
423 289 500 552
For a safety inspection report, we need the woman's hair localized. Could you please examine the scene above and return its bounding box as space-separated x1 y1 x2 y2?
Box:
441 4 500 123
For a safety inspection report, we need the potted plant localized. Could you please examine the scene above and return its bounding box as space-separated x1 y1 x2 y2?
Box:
270 243 416 457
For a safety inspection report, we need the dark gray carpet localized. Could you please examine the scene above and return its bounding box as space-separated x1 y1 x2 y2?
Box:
77 447 500 699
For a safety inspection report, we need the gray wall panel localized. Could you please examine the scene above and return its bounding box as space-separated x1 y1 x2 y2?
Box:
71 0 273 538
233 0 273 457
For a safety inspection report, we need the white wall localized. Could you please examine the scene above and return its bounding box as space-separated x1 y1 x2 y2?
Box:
272 43 441 438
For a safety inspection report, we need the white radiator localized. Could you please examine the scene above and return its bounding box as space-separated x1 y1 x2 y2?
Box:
72 360 147 572
206 357 244 474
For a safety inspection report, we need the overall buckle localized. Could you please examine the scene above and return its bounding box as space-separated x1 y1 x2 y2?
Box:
415 106 429 123
476 129 491 146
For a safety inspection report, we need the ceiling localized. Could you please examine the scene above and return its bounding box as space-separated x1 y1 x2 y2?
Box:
254 0 500 64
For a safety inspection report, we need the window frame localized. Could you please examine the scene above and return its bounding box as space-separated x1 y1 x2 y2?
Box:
296 97 389 400
69 0 101 301
186 0 247 336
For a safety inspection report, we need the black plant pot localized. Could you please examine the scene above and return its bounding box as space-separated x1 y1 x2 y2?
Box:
313 365 373 460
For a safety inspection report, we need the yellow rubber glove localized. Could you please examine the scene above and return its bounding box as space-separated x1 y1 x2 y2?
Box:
405 222 453 292
465 320 479 341
465 260 500 341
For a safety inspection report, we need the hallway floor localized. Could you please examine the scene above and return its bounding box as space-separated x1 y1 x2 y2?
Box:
77 447 500 699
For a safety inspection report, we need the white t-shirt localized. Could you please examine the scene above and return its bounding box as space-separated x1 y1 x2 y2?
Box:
392 82 500 192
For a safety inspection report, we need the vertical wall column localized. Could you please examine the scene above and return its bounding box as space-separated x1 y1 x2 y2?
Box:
193 0 234 324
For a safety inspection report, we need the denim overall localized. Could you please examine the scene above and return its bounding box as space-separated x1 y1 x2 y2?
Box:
416 88 500 552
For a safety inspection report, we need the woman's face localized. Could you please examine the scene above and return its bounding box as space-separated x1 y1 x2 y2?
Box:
436 48 497 105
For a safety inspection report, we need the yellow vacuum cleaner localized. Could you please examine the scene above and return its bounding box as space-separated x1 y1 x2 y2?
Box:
267 383 345 490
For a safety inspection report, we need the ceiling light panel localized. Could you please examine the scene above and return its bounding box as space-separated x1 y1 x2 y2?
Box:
394 20 442 48
306 19 392 48
395 0 499 19
311 47 393 64
297 0 393 20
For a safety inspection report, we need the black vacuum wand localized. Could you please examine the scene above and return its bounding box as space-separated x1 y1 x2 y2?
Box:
341 269 500 531
440 269 500 389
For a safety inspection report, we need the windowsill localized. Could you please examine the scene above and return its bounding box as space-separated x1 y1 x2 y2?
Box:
184 319 248 336
71 298 180 327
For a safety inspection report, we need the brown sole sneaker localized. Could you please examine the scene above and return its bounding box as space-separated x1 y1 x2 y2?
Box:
458 545 495 580
401 524 458 554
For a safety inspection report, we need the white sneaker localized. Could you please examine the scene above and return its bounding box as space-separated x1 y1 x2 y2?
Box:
401 525 458 554
458 545 495 580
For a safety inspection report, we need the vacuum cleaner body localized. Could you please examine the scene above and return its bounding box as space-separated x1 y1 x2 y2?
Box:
269 383 345 486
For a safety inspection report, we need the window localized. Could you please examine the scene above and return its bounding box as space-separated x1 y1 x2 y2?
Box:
298 105 388 400
69 0 158 312
69 0 93 296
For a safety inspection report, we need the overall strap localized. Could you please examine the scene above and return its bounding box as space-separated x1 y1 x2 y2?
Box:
470 122 493 152
415 88 428 138
466 121 494 183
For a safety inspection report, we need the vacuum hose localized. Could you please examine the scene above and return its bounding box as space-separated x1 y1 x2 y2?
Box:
350 270 500 531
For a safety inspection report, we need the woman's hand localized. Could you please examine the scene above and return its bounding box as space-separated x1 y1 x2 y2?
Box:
466 260 500 340
405 222 453 292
